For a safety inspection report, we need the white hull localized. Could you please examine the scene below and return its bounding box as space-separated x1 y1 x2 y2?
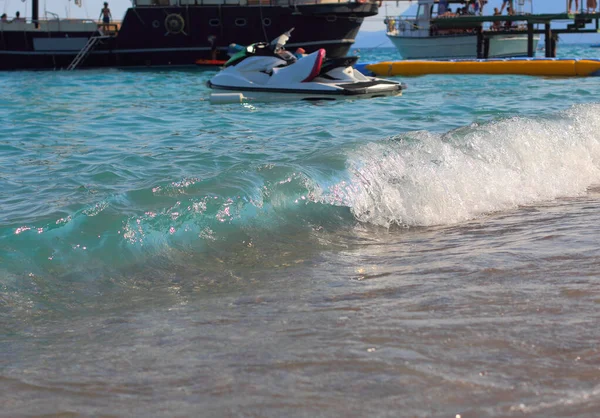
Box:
209 49 403 104
210 90 402 104
387 34 540 59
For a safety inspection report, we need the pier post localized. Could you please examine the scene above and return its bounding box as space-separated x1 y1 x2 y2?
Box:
544 23 552 58
551 34 558 57
476 26 483 59
527 23 534 57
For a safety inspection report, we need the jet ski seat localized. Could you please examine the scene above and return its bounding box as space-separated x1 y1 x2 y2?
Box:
269 48 326 84
302 49 326 82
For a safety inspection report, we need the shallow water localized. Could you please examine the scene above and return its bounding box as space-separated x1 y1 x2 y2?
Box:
2 45 600 417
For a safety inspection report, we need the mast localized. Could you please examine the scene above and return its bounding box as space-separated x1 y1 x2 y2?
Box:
32 0 39 27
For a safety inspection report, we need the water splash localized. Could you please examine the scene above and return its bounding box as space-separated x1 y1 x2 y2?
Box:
336 104 600 227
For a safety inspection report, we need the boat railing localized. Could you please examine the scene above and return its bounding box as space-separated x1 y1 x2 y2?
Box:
0 16 121 33
132 0 374 6
385 14 532 36
41 18 113 33
0 20 36 32
384 16 424 36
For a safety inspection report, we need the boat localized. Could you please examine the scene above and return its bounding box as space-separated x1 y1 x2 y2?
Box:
0 0 379 71
208 30 404 103
384 0 540 59
195 59 227 67
359 58 600 77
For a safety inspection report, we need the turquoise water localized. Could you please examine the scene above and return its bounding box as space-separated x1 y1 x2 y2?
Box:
3 45 600 417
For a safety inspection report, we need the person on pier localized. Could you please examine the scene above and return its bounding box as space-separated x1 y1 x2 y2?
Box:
568 0 580 13
587 0 597 13
501 0 514 15
478 0 488 15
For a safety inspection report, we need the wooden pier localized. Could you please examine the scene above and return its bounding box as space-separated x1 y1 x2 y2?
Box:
431 13 600 58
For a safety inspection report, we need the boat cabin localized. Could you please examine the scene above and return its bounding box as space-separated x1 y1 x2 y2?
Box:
385 0 532 37
386 0 484 37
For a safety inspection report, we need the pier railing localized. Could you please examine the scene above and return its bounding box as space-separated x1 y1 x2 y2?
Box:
132 0 376 6
384 11 600 37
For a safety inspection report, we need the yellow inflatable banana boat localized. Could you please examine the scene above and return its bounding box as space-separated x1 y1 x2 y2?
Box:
363 59 600 77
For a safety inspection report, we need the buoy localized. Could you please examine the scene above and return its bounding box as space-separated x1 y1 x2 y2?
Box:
209 92 245 104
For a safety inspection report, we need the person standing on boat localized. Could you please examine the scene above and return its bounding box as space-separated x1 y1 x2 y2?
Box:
13 11 25 22
491 7 502 30
384 17 395 33
504 8 513 28
1 13 8 22
587 0 597 13
467 0 478 14
99 2 112 30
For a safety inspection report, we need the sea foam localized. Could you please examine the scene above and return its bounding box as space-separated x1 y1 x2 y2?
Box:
335 103 600 227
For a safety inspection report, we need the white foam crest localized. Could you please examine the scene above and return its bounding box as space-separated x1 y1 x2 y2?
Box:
508 383 600 414
338 104 600 227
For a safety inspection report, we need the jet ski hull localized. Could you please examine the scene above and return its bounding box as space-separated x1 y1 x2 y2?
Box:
209 89 402 103
208 79 403 102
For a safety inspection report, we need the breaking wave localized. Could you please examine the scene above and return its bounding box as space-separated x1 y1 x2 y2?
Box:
2 103 600 276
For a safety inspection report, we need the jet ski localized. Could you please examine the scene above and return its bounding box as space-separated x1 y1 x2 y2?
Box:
208 29 404 104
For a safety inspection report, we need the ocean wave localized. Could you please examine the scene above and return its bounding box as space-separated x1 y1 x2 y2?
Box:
337 103 600 227
2 104 600 275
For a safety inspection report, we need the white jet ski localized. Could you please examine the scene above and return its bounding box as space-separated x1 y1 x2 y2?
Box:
208 30 404 104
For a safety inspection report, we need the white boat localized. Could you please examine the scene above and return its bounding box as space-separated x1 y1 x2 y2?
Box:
385 0 540 59
208 30 404 104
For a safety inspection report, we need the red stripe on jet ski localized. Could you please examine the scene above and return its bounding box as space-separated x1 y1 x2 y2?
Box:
303 49 326 83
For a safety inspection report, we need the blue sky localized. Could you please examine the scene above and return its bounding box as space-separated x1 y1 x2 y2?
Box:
0 0 584 27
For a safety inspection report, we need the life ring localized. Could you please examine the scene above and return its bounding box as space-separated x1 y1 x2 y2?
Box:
358 0 366 3
164 14 185 35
